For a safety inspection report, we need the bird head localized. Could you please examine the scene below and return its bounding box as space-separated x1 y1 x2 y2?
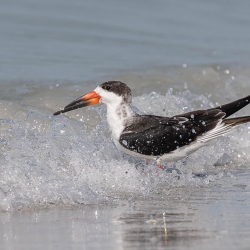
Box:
53 81 132 116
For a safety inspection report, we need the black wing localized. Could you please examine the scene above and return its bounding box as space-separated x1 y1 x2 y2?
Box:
119 110 225 156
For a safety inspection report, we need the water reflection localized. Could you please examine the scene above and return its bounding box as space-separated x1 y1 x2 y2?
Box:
116 203 209 249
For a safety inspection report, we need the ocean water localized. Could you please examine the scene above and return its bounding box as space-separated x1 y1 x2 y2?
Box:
1 0 250 249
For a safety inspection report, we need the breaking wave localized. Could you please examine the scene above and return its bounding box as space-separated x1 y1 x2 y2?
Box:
1 82 250 211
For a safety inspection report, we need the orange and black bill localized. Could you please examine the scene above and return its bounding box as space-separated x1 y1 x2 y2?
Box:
53 91 101 116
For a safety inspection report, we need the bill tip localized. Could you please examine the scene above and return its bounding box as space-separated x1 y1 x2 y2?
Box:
53 110 62 116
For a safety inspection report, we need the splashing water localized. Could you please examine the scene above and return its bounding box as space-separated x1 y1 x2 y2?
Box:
0 89 250 211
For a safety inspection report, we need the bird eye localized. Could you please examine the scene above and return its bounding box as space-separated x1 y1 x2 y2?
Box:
104 85 111 90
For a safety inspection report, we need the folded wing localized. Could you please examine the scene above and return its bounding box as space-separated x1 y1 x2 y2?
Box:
119 110 226 156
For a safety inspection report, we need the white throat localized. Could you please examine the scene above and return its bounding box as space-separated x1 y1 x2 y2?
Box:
106 102 133 140
94 86 133 140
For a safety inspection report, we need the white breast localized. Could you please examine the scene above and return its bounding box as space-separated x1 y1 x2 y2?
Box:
93 85 134 143
106 102 133 140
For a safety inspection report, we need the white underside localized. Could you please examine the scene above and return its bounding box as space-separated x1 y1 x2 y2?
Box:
114 136 208 162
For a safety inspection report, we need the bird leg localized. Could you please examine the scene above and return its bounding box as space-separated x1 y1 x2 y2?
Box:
157 164 163 169
156 159 163 169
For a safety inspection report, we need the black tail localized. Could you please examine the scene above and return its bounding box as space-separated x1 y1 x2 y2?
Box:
214 95 250 118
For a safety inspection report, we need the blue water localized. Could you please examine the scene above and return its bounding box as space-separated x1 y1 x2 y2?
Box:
1 0 250 81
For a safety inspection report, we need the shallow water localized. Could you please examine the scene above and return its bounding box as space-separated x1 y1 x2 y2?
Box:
1 170 250 250
1 0 250 249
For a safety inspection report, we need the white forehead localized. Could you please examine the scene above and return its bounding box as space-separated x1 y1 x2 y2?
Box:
94 86 123 104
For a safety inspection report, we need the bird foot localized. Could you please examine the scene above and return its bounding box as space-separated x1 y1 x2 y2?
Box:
157 163 163 170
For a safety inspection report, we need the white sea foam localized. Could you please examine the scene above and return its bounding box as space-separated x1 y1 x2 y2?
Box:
1 84 250 211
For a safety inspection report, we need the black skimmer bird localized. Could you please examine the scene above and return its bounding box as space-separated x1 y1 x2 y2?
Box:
53 81 250 169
